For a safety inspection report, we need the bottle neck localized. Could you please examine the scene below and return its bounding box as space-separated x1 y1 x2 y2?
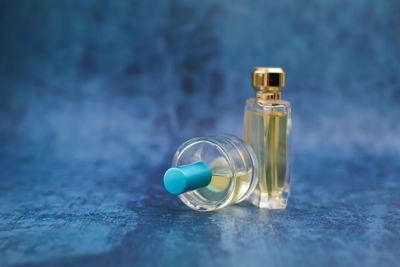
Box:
256 91 282 105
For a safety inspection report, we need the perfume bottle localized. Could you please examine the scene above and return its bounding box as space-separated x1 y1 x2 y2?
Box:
244 67 293 209
163 134 258 211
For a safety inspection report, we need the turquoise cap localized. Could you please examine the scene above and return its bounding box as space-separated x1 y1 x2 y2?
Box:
164 162 212 195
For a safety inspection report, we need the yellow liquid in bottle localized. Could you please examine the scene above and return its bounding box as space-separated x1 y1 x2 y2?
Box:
245 108 287 201
195 168 252 204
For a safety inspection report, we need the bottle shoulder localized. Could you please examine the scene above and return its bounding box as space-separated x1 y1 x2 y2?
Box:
245 98 291 109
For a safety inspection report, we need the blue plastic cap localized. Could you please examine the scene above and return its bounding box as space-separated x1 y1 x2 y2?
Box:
164 162 212 195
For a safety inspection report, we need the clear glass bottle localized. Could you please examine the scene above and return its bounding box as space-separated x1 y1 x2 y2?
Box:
163 134 258 211
244 67 293 209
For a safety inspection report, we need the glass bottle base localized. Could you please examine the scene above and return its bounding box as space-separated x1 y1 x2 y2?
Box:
247 189 289 210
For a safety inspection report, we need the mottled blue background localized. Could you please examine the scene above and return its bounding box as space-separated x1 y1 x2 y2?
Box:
0 1 400 266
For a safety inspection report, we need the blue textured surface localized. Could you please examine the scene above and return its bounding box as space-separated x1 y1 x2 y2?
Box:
1 1 400 266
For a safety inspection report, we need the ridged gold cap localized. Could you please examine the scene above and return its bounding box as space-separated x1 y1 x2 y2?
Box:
252 67 285 92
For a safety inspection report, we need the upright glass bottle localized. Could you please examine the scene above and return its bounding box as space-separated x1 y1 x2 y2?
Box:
244 67 293 209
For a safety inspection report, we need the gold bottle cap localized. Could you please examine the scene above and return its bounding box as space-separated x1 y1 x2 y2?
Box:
252 67 285 92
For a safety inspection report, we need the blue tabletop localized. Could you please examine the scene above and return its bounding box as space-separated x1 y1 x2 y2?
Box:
0 1 400 266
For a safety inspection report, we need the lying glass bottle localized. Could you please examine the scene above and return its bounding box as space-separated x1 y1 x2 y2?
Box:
163 134 259 211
